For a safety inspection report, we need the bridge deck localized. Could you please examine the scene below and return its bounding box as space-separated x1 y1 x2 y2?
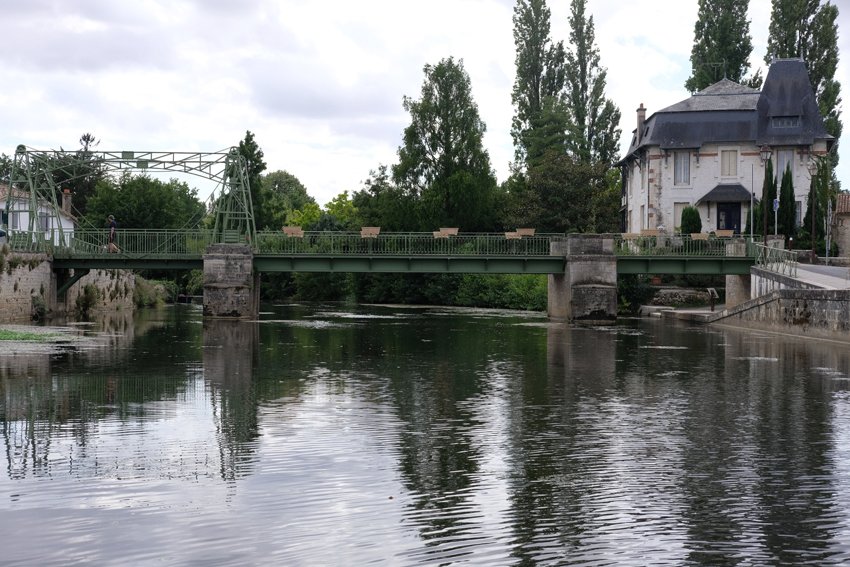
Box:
7 230 761 275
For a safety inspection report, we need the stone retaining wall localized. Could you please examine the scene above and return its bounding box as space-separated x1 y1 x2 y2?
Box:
716 288 850 340
0 249 53 321
0 248 135 322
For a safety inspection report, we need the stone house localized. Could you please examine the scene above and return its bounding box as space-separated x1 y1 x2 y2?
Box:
619 58 835 235
1 183 76 245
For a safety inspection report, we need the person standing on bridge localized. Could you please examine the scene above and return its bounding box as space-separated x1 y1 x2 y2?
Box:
107 214 118 253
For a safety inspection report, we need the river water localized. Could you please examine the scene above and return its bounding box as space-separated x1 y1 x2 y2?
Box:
2 303 850 566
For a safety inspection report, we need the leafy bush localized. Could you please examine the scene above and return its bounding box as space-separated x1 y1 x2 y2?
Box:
134 277 167 307
31 295 47 320
76 284 101 317
455 274 547 311
617 274 655 314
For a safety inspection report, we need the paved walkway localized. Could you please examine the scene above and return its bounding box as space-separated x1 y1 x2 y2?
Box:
794 264 850 290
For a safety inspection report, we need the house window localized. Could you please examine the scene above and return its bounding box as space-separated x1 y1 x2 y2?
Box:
674 202 689 232
674 151 690 185
38 212 49 232
9 211 21 230
721 150 737 177
795 201 802 228
776 149 794 182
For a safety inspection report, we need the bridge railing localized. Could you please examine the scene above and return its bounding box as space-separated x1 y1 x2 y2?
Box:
754 244 798 278
46 229 215 257
255 231 557 256
613 234 755 257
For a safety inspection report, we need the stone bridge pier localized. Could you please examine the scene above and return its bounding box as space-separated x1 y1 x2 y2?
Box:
203 244 259 318
548 234 618 324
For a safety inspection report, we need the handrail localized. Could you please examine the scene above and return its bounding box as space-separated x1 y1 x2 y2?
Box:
754 244 798 278
255 231 558 256
613 233 756 257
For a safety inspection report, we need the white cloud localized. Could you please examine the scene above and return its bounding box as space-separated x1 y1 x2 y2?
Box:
0 0 846 208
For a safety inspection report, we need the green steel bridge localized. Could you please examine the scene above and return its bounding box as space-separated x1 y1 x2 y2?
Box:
6 229 768 277
3 145 788 288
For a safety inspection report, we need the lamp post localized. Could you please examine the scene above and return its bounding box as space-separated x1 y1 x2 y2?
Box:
760 145 772 244
807 157 819 258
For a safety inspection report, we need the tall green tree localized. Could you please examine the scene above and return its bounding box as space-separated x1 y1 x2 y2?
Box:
563 0 622 165
258 170 314 230
511 0 567 166
323 191 359 230
393 57 498 231
352 166 419 231
84 173 206 230
685 0 762 92
800 157 832 252
778 164 796 237
766 0 842 169
235 130 267 223
757 158 778 237
517 150 613 232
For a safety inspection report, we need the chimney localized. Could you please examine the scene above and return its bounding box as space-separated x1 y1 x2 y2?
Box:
62 188 72 215
636 103 646 144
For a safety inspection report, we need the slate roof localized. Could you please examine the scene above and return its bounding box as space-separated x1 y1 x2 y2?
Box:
757 59 834 147
694 183 756 206
622 59 834 162
658 79 760 113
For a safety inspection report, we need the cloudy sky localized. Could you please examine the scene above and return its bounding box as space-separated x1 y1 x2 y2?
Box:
0 0 847 207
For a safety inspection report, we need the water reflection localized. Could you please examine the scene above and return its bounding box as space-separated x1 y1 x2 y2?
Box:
2 306 850 565
203 319 260 480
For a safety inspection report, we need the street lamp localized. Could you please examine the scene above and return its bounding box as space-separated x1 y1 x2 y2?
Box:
807 157 819 258
760 145 772 244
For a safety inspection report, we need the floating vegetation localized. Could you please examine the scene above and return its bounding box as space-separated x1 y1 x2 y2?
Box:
0 329 58 341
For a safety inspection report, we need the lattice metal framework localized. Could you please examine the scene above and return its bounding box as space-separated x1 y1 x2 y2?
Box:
4 145 255 246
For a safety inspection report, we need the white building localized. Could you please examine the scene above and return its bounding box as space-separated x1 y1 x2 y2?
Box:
1 183 76 245
619 59 835 235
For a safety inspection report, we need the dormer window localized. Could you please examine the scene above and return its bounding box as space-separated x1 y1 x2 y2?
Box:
772 116 800 128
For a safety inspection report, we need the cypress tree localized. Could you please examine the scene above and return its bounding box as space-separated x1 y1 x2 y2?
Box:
778 164 796 238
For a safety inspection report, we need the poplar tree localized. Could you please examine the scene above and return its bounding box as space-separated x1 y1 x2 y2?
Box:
563 0 621 165
510 0 567 167
766 0 842 168
685 0 761 93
